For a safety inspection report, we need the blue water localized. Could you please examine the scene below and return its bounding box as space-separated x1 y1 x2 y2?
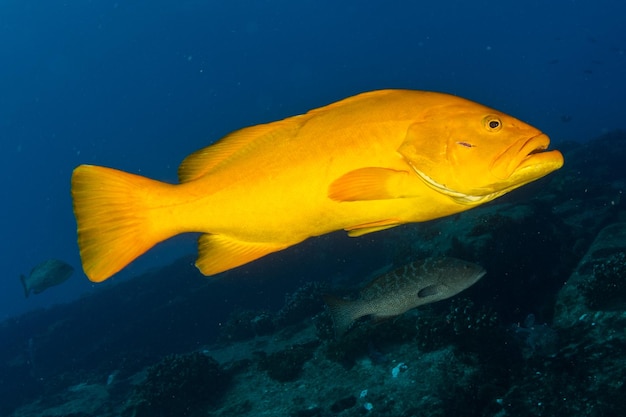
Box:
1 0 624 319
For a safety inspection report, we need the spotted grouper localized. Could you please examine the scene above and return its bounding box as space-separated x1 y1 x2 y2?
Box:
324 257 486 335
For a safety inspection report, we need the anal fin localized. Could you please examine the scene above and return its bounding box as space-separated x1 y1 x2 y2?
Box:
195 234 289 276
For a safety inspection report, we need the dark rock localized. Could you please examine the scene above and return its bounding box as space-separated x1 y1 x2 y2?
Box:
330 395 356 413
555 223 626 326
501 221 626 417
292 406 323 417
258 342 318 382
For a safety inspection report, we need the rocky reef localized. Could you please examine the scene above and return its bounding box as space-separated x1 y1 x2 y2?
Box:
2 130 626 417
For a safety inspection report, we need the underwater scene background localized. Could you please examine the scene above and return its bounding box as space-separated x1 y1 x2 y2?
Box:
1 1 625 416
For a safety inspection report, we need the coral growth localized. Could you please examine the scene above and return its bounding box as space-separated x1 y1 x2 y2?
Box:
509 314 558 358
218 310 275 342
275 281 328 327
257 341 318 382
414 298 500 352
123 352 229 417
217 281 327 344
579 251 626 310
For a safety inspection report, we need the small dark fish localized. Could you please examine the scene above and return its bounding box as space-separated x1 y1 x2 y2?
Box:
324 257 485 335
21 259 74 297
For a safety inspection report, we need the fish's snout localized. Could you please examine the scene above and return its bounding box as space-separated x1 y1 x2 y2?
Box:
517 133 564 173
492 133 562 180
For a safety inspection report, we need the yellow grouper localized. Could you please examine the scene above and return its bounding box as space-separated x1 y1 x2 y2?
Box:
71 89 564 282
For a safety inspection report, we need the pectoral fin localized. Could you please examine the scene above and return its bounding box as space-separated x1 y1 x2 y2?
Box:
417 284 443 298
195 234 289 276
328 167 414 202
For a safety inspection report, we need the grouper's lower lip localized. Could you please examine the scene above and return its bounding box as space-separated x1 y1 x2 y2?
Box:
516 133 564 173
493 134 563 180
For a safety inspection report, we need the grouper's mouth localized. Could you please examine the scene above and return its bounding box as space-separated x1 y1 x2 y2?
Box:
408 133 564 205
496 133 564 180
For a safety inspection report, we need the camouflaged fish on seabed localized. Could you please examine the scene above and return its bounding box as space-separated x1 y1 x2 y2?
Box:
324 257 486 336
20 259 74 298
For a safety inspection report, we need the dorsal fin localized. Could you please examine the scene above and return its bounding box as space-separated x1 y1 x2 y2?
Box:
304 90 398 117
178 90 397 183
178 118 301 183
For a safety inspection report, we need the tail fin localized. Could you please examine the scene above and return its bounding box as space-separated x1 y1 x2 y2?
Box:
71 165 178 282
323 294 363 337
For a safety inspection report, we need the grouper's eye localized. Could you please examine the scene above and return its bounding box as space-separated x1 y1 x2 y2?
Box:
483 115 502 132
